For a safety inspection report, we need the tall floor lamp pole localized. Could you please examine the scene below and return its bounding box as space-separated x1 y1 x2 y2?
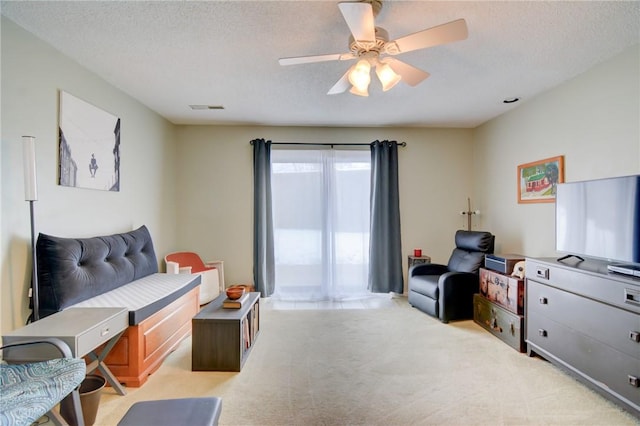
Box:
23 136 39 322
460 197 480 231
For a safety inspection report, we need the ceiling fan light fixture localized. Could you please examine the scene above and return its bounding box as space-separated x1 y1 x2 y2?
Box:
349 85 369 97
348 59 371 94
279 2 469 97
375 62 401 91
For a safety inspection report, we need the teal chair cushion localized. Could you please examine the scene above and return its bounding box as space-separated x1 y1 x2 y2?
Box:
0 357 86 426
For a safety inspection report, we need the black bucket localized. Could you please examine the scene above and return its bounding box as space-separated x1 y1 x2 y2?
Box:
60 374 106 426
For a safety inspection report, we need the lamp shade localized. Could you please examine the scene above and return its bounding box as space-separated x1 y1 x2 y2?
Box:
22 136 38 201
349 85 369 97
348 60 371 96
375 62 401 92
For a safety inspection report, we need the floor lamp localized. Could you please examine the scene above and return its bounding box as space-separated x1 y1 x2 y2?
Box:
23 135 39 322
460 197 480 231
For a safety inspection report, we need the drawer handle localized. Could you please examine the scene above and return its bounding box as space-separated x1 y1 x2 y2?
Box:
629 376 640 388
539 297 548 305
490 318 502 332
100 327 110 337
625 288 640 306
538 329 548 337
536 267 549 279
629 331 640 343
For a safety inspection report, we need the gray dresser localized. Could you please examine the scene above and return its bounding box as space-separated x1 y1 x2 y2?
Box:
525 257 640 417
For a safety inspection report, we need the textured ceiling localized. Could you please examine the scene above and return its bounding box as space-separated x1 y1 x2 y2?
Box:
1 1 639 128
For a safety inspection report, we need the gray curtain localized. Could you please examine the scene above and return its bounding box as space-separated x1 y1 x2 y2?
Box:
368 140 404 294
252 139 275 297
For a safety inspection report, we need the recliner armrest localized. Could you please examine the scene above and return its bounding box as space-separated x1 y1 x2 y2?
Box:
410 263 449 277
438 271 478 288
437 271 480 323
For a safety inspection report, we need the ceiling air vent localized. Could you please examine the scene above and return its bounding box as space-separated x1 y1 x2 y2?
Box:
189 105 225 110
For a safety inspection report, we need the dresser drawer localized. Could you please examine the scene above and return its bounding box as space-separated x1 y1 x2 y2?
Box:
527 280 640 360
527 312 640 409
526 259 640 314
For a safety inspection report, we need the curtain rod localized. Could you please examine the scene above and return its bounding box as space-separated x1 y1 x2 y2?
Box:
250 141 407 147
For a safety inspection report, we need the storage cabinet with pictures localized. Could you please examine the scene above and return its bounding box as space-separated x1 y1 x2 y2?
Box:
192 292 260 372
474 262 526 352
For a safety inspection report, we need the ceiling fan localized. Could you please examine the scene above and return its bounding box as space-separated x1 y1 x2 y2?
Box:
278 0 468 96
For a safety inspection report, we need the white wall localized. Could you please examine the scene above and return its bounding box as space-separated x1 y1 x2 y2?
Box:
0 17 179 331
173 125 475 287
473 44 640 257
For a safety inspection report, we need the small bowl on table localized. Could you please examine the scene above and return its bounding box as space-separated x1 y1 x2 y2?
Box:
226 287 245 300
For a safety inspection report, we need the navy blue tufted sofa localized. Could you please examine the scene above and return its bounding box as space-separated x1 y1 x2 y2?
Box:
34 226 201 387
37 225 159 319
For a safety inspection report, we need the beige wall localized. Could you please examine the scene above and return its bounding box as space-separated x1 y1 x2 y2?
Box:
0 18 179 331
173 126 474 287
473 44 640 257
1 16 638 334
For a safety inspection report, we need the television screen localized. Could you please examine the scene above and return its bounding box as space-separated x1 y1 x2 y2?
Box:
555 175 640 266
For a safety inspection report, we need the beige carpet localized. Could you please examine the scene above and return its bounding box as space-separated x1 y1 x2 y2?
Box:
85 298 637 425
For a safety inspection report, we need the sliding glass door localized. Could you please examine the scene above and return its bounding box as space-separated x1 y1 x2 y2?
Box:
271 148 371 301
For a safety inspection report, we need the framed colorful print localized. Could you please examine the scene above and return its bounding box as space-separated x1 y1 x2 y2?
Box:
517 155 564 204
58 91 121 191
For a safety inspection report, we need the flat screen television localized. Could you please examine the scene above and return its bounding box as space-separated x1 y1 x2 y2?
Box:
555 174 640 274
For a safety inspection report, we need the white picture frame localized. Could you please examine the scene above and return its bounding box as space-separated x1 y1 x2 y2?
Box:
58 91 120 191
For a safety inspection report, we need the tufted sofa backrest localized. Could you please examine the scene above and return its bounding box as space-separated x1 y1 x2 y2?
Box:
36 225 158 319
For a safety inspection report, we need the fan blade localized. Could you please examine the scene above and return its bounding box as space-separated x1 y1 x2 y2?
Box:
384 58 430 87
390 19 468 54
279 53 354 66
338 2 376 43
327 68 353 95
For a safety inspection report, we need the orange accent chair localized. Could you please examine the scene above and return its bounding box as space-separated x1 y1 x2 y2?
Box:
165 252 221 305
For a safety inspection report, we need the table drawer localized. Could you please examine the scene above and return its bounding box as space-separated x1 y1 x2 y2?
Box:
2 308 128 361
76 309 128 356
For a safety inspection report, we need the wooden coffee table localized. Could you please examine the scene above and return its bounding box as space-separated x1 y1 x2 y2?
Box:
192 292 260 372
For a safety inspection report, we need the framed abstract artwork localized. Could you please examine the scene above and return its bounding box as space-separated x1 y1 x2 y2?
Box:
517 155 564 203
58 91 120 191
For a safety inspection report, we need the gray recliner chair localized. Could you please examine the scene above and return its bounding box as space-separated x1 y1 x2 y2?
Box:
408 230 495 323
